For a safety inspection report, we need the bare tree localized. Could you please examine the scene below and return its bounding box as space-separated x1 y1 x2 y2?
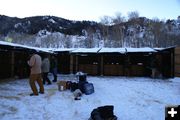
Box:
151 19 164 47
111 25 125 47
99 17 110 47
113 12 126 24
85 27 94 48
128 11 139 20
100 16 113 25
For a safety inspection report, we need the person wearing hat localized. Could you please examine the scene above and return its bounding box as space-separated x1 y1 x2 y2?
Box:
27 50 44 96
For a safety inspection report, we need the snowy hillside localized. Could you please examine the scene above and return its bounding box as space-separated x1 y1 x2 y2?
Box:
0 15 180 48
0 75 180 120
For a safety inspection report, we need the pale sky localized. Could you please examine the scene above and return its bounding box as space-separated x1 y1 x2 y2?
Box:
0 0 180 22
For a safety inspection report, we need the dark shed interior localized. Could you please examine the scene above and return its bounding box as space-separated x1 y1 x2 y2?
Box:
56 52 70 74
0 50 12 79
103 54 124 76
77 54 100 75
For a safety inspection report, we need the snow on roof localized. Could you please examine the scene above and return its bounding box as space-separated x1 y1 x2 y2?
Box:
27 46 52 53
71 48 101 53
0 40 22 47
70 47 156 54
126 47 156 52
52 48 76 52
154 46 175 51
99 48 126 53
0 41 51 53
99 47 156 53
1 41 168 54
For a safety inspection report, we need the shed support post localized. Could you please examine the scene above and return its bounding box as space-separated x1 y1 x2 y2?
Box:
75 55 78 73
11 51 15 77
171 48 175 77
100 55 104 76
70 55 74 74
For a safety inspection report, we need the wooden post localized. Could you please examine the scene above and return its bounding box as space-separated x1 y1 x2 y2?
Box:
70 55 74 74
171 48 175 77
75 55 78 73
11 51 15 77
100 55 104 76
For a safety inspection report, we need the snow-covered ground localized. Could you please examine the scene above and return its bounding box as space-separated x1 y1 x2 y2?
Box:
0 75 180 120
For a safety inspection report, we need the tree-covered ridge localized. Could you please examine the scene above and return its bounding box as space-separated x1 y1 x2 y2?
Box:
0 14 180 48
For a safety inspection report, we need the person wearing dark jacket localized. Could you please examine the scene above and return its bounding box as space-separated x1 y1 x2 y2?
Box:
150 56 158 78
51 56 58 82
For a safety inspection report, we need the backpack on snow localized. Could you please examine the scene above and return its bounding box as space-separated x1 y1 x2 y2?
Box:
78 80 88 93
89 105 117 120
83 83 94 95
70 82 79 92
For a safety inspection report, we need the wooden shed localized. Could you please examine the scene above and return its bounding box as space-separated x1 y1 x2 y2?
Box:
98 48 126 76
53 48 74 74
68 47 175 78
125 48 156 77
154 47 175 78
175 47 180 77
71 48 101 75
0 40 175 79
0 41 51 79
98 47 157 77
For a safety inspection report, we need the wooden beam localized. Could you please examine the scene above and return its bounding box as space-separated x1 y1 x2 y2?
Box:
70 55 73 74
172 48 175 77
100 55 104 76
11 51 14 77
75 55 78 73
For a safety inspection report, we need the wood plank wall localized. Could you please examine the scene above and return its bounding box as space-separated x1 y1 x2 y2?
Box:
175 47 180 77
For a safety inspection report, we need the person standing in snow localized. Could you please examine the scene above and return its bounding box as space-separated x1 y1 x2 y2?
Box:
42 54 51 85
150 55 158 78
27 51 44 96
51 55 58 82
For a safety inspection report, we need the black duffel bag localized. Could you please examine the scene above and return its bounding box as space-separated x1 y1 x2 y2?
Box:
70 82 79 92
89 105 117 120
